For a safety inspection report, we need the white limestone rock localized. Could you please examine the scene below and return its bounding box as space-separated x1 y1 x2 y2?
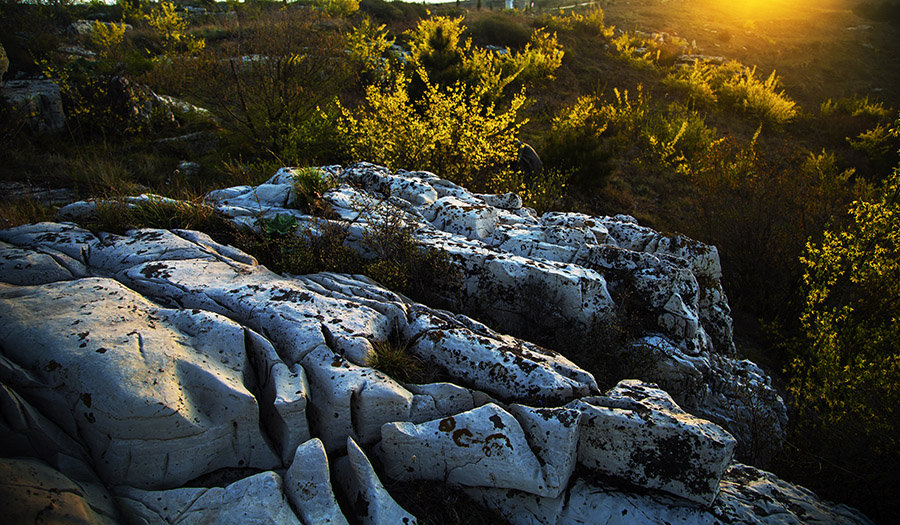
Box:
508 404 582 498
380 403 552 496
301 345 413 452
0 458 119 525
426 195 500 241
471 469 874 525
0 278 280 489
335 437 418 525
245 328 311 464
469 476 710 525
406 308 597 403
406 382 493 423
0 240 88 284
0 222 99 264
283 438 350 525
572 380 736 505
117 471 302 525
713 463 875 524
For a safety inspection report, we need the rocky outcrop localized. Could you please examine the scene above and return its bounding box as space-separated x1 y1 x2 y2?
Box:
0 220 870 524
196 163 786 460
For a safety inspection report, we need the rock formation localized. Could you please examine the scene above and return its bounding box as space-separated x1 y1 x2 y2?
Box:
0 165 872 524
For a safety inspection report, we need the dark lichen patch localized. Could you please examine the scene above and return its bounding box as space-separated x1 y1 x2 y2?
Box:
482 433 513 456
140 262 173 280
269 289 312 302
439 417 456 432
489 414 506 430
629 434 713 497
452 428 474 447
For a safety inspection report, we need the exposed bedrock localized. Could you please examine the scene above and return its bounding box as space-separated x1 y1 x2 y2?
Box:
0 221 870 524
194 162 785 459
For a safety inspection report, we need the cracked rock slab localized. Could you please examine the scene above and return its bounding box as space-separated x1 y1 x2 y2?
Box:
0 457 119 524
117 471 302 524
571 380 736 505
0 277 280 489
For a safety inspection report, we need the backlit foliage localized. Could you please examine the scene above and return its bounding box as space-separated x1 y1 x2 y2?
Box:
145 0 205 56
337 70 526 192
665 61 797 125
791 148 900 453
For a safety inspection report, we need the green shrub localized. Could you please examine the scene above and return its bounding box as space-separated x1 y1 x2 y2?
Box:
290 167 338 214
717 65 797 125
337 69 526 192
359 202 461 303
783 157 900 522
145 0 205 56
88 20 129 60
664 61 718 106
261 213 299 236
821 95 891 119
542 95 612 188
346 16 395 76
467 15 531 49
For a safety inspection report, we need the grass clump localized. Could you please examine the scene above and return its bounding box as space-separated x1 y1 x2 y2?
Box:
291 167 339 214
366 340 425 383
87 196 231 235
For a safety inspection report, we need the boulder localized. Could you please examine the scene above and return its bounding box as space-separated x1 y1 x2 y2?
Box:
380 403 551 496
0 79 66 134
517 140 543 180
572 380 736 505
470 466 875 525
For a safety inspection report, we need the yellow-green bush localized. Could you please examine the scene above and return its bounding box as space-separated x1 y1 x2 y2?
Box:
783 157 900 521
88 20 128 60
337 70 527 192
717 65 797 125
145 0 204 56
542 95 611 188
346 16 394 76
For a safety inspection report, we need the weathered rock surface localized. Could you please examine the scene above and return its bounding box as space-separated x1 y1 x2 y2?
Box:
0 78 66 133
197 163 785 459
470 463 875 525
117 471 301 525
0 168 870 524
0 277 280 488
335 437 417 525
0 457 119 525
572 380 736 505
284 438 349 525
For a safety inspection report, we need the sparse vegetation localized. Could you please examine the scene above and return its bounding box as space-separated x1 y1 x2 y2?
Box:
2 1 899 520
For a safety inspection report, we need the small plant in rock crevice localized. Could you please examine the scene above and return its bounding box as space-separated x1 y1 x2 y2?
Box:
290 167 339 215
365 339 427 384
